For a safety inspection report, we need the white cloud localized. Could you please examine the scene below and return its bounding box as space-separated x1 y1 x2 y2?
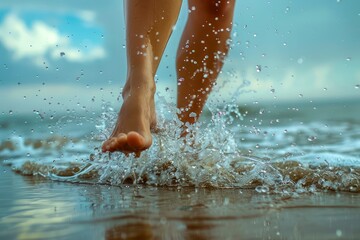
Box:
0 13 64 65
77 10 96 25
0 13 106 67
213 63 360 103
0 84 120 114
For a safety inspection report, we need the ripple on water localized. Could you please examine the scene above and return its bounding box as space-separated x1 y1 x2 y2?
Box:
1 98 360 194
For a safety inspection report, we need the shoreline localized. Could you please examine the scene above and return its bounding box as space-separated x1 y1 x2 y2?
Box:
1 165 360 239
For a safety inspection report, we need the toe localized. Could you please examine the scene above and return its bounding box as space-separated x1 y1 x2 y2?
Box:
127 131 147 150
101 139 113 152
134 151 141 158
102 133 128 152
110 133 128 152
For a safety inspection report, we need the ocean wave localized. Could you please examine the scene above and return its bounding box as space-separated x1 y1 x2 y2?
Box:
1 99 359 194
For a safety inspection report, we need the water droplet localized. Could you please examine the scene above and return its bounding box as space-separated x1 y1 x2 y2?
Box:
256 65 261 72
270 88 275 93
255 185 269 193
355 84 359 89
297 58 303 64
60 52 65 57
9 110 13 115
299 94 303 97
189 112 197 118
307 136 317 142
323 87 327 91
346 57 351 61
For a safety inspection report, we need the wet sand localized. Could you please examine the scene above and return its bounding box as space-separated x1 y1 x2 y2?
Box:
1 164 360 240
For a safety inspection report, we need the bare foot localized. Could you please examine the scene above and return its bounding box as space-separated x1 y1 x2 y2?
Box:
102 80 156 157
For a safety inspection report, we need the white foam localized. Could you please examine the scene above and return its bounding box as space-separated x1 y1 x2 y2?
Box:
1 97 359 193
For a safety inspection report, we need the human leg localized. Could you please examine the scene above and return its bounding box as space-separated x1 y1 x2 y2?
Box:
102 0 182 156
176 0 236 127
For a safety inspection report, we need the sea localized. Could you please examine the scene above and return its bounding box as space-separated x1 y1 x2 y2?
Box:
1 97 359 194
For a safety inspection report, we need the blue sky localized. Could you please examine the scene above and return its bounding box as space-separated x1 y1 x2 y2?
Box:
0 0 359 114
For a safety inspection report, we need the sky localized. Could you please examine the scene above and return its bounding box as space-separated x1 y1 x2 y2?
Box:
0 0 359 115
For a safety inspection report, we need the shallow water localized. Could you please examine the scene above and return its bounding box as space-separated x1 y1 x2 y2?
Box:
1 98 360 239
1 165 360 239
1 99 359 193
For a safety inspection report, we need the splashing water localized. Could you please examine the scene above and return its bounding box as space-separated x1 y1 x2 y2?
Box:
1 93 359 195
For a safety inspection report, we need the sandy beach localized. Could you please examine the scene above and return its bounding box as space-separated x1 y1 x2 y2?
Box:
1 100 359 240
1 164 359 240
1 0 359 238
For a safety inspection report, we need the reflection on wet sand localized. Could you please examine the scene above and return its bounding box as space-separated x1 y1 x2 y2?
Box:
105 220 218 240
1 166 360 239
106 223 154 240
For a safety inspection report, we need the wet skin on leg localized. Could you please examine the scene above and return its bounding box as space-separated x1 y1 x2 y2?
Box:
176 0 236 133
102 0 182 156
102 0 236 155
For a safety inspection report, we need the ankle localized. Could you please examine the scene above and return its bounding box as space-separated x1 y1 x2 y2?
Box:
122 74 156 100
